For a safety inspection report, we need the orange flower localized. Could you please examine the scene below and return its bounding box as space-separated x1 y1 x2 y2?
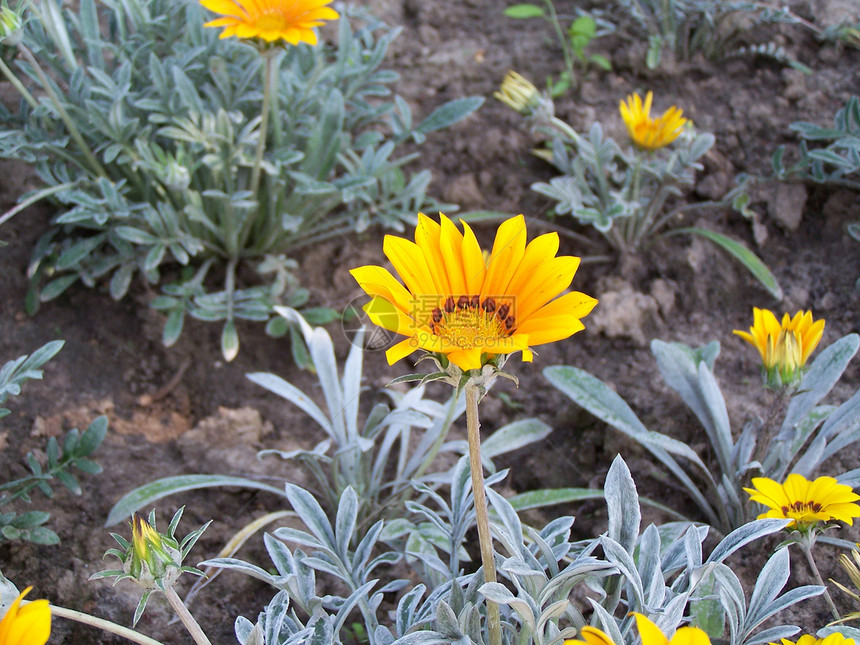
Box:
350 213 597 372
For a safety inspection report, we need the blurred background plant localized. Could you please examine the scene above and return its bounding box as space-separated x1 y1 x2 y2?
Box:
0 0 482 361
544 324 860 536
0 341 106 545
611 0 815 71
503 2 613 96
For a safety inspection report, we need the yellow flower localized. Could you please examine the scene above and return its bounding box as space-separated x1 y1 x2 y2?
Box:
0 586 51 645
132 512 164 563
734 308 824 388
350 213 597 372
200 0 339 45
619 91 688 150
744 474 860 529
564 626 617 645
495 71 541 115
565 614 711 645
774 634 855 645
633 613 711 645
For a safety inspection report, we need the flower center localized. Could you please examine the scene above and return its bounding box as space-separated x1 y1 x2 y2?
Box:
781 500 824 516
427 295 516 350
256 11 289 30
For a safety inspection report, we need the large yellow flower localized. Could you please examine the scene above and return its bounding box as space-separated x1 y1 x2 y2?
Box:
0 586 51 645
350 213 597 372
619 91 687 150
200 0 339 45
734 308 824 388
745 474 860 529
564 614 711 645
775 634 855 645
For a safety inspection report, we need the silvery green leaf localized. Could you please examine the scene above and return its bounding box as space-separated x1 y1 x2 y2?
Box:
588 598 626 645
651 340 733 477
435 600 461 638
745 626 800 645
601 536 645 609
334 487 358 558
481 418 552 459
544 365 720 526
283 483 335 548
415 97 484 135
816 390 860 464
200 557 283 587
689 133 716 161
638 525 665 608
247 372 331 433
706 519 790 564
779 335 860 442
605 454 640 553
479 582 536 630
536 599 569 634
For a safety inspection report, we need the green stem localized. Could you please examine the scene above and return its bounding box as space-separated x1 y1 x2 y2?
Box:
465 383 501 645
250 49 276 206
543 0 575 89
801 541 841 622
163 585 213 645
0 55 38 109
17 44 107 179
41 602 165 645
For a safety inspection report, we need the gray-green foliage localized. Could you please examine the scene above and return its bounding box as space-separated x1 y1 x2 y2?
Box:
544 334 860 534
773 95 860 187
532 121 714 249
0 0 482 359
251 307 552 528
612 0 811 69
222 455 817 644
0 341 106 544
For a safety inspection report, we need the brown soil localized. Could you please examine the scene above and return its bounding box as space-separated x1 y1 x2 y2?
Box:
1 0 860 642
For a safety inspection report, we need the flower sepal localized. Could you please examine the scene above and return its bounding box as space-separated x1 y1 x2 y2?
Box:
90 507 210 626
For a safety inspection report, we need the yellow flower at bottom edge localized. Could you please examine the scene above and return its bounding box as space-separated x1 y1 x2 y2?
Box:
633 612 711 645
200 0 339 45
565 625 618 645
733 307 824 387
564 614 712 645
619 91 688 151
350 213 598 372
744 474 860 529
0 586 51 645
775 633 856 645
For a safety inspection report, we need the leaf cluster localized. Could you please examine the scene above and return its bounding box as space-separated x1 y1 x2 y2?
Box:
544 333 860 535
0 0 482 358
0 341 106 545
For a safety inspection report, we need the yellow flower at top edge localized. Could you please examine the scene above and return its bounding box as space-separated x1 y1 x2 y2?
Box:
0 586 51 645
734 308 824 388
200 0 339 45
563 614 711 645
744 474 860 530
619 91 688 151
350 213 598 372
774 634 856 645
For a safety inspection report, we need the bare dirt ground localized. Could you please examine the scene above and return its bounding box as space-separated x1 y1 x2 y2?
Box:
1 0 860 642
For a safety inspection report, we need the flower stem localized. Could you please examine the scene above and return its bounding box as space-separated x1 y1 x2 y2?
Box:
40 602 165 645
465 383 501 645
163 585 213 645
801 541 841 622
250 49 276 207
17 43 107 179
0 54 38 109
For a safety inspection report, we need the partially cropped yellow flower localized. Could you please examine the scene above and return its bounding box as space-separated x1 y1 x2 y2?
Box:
619 91 687 150
200 0 339 45
564 626 617 645
0 586 51 645
734 308 824 388
745 474 860 530
774 634 855 645
495 71 541 115
633 613 711 645
350 213 597 372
